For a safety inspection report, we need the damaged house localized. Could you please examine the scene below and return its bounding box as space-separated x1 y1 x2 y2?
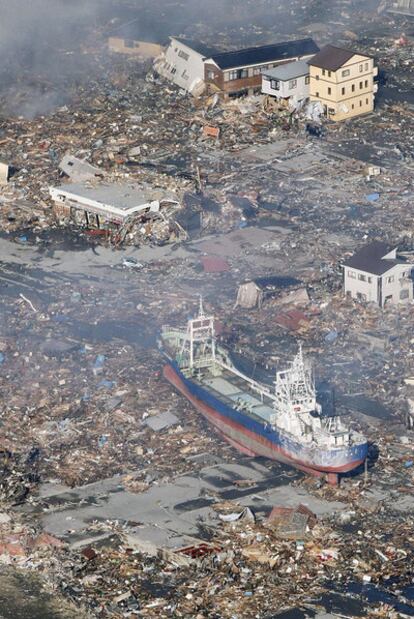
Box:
308 45 378 121
49 182 179 231
108 18 166 59
59 155 105 183
154 37 318 98
342 241 414 307
262 59 311 106
204 38 319 98
154 37 219 96
388 0 414 16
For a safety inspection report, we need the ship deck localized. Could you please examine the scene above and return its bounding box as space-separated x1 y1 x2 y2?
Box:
190 367 275 425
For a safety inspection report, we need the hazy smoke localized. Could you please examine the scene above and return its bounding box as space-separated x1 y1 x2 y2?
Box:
0 1 105 117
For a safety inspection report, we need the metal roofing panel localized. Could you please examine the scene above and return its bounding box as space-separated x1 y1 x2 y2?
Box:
263 59 310 81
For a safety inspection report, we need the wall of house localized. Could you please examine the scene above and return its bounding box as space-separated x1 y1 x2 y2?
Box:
262 74 309 99
344 265 413 306
0 162 9 185
309 54 378 121
108 38 164 58
344 267 379 303
381 265 413 305
157 39 206 94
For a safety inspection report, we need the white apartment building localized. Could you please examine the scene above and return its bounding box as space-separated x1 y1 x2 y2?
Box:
342 241 413 307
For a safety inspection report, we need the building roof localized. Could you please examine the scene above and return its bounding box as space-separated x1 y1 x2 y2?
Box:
108 18 169 45
49 183 178 223
342 241 403 275
263 59 310 81
308 44 369 71
208 38 319 70
171 36 221 58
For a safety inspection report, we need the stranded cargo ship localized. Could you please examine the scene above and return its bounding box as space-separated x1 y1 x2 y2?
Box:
161 300 367 484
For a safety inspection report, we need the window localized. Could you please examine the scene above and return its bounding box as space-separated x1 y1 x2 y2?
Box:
328 87 331 95
171 67 177 74
352 84 355 92
224 72 230 82
365 80 368 88
367 277 372 283
328 71 331 77
357 292 367 301
352 104 354 109
342 69 350 77
400 289 409 300
207 70 216 80
181 70 189 80
360 100 362 106
348 270 356 279
328 107 335 114
341 87 345 95
315 74 319 80
322 69 326 76
228 69 248 80
359 64 363 72
178 49 189 61
270 79 280 91
358 274 366 281
288 79 297 89
366 98 369 105
360 81 363 89
387 276 394 283
316 91 319 97
365 62 369 70
305 76 310 84
253 67 262 76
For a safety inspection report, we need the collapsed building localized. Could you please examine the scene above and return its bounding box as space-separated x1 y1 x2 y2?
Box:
107 18 166 58
49 182 180 238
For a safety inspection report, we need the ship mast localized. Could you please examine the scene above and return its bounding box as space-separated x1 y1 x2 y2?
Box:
181 295 216 369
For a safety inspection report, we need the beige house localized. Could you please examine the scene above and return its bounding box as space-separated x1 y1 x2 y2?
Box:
107 20 165 59
108 37 164 59
342 241 413 307
308 45 378 121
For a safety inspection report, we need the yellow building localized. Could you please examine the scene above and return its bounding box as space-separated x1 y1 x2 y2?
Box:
308 45 378 121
